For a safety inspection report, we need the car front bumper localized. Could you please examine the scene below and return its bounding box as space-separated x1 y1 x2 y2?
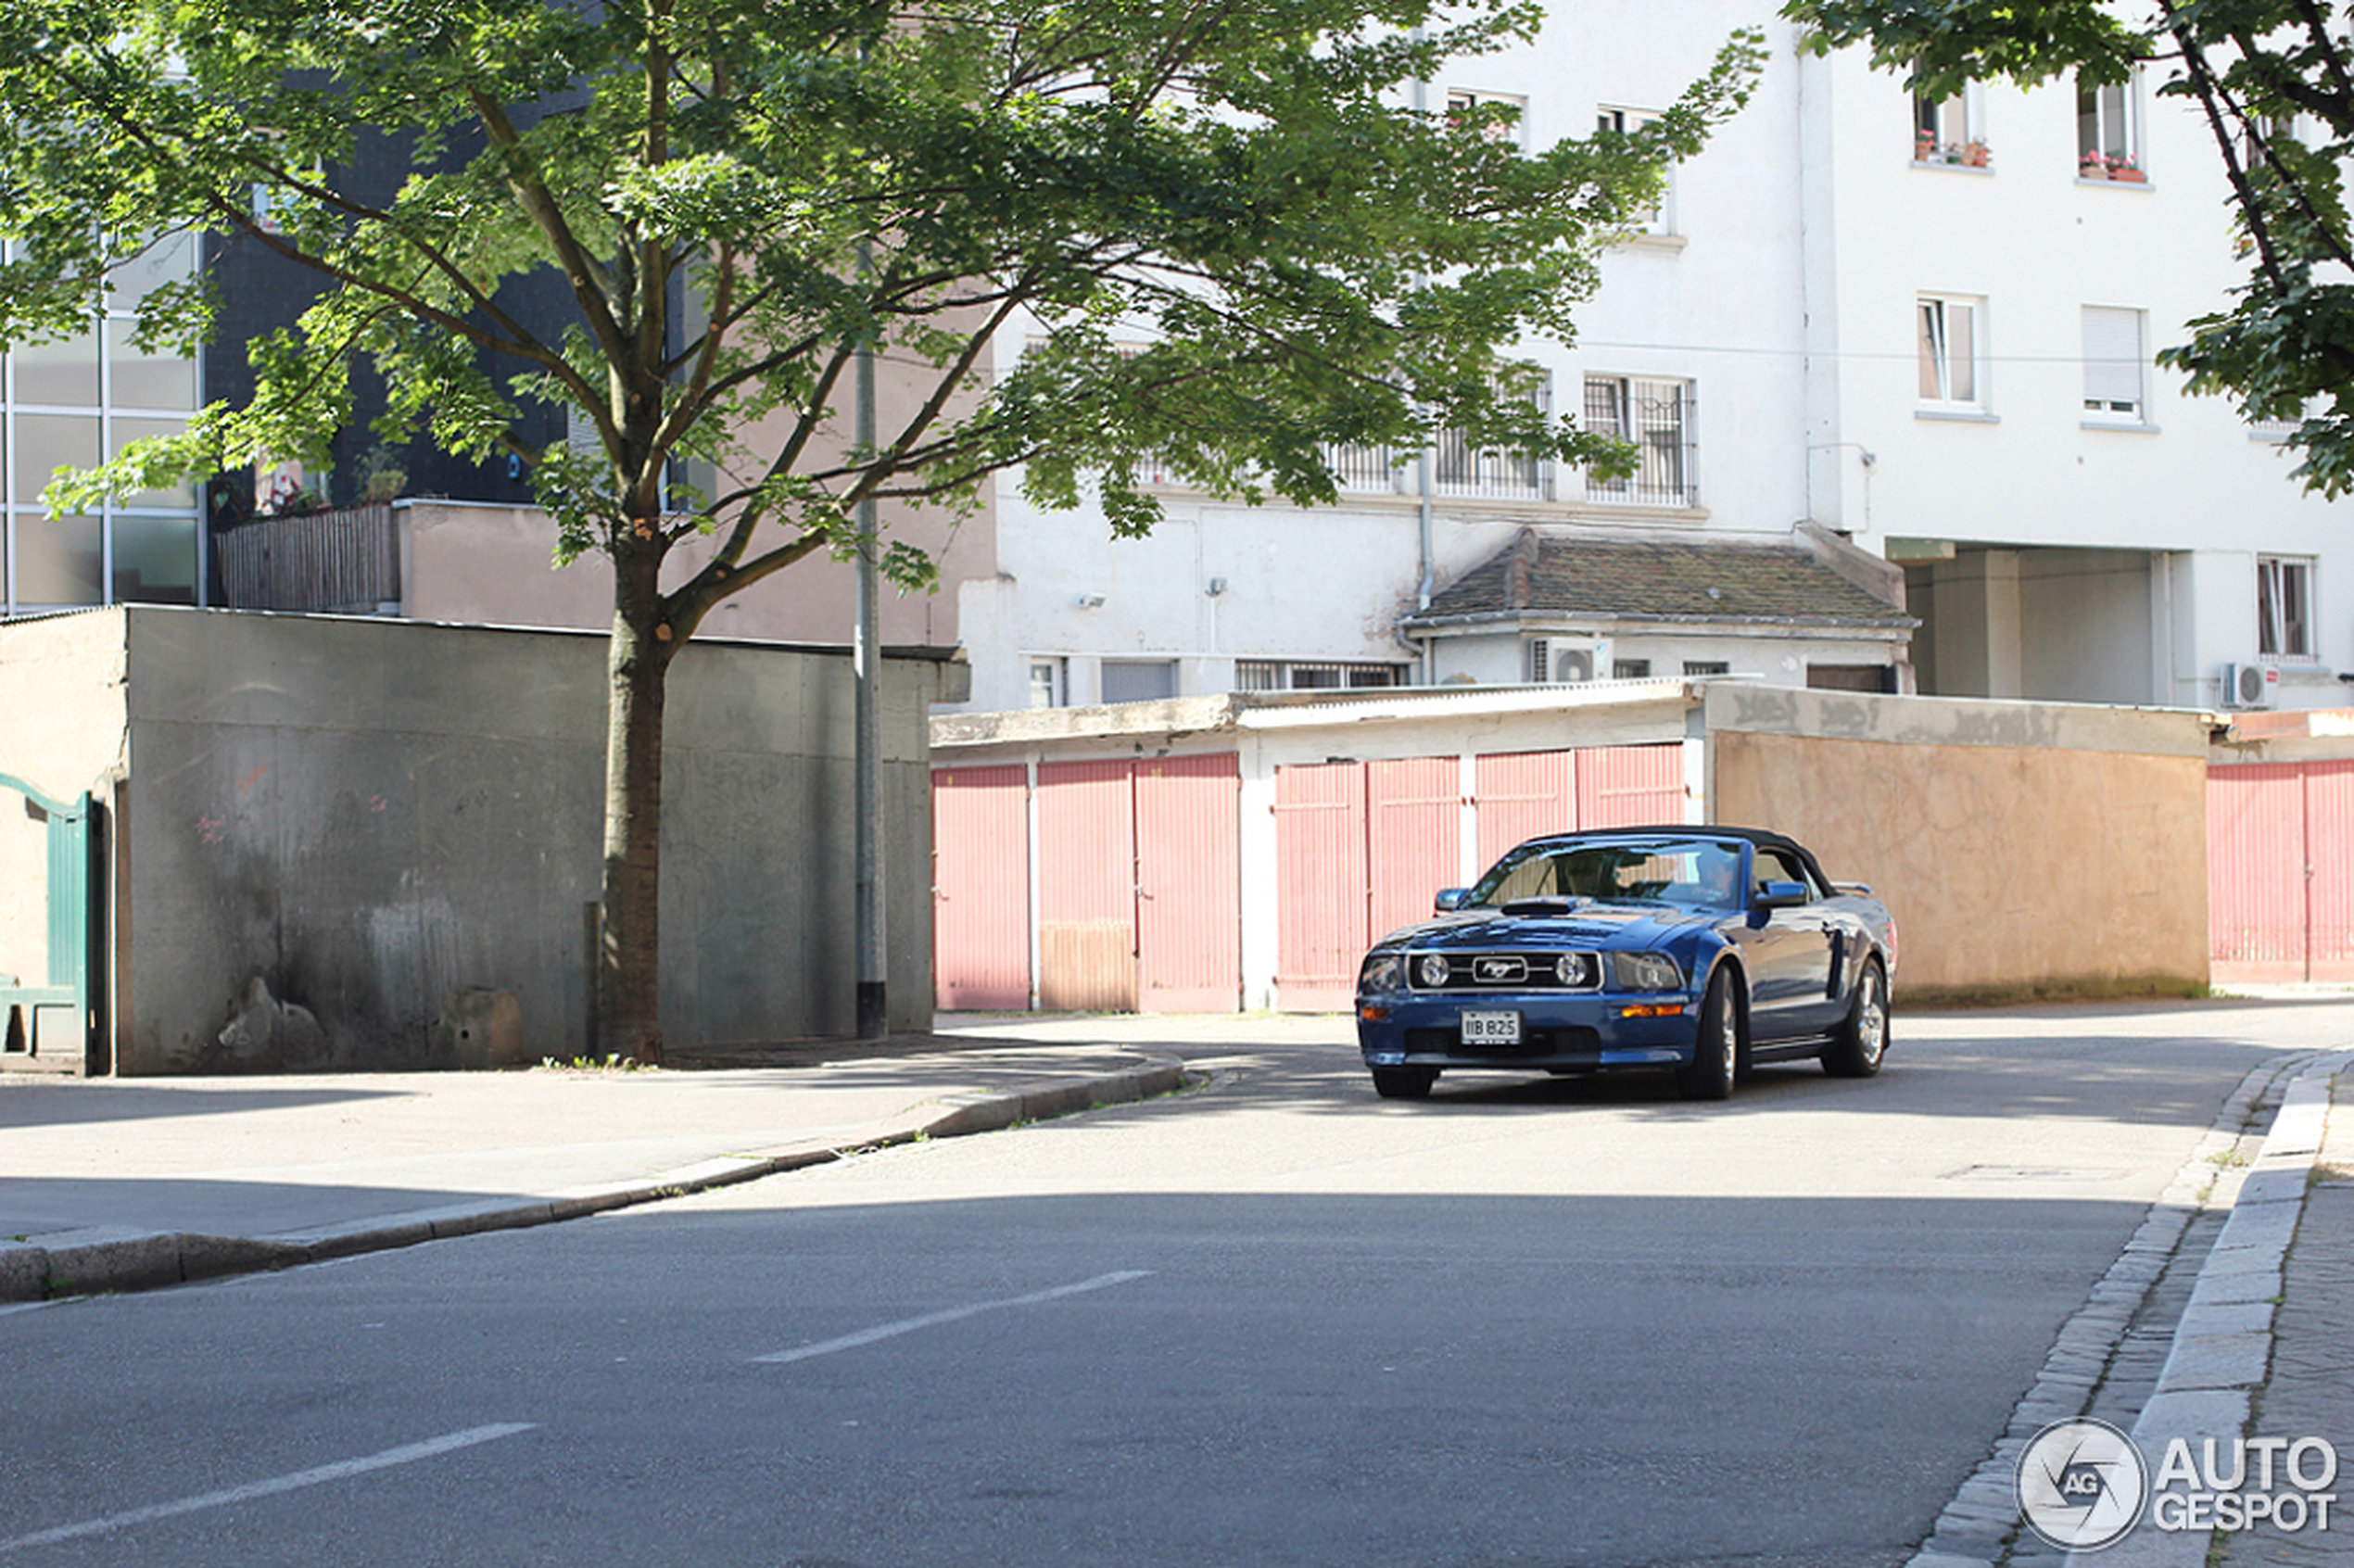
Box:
1356 991 1702 1072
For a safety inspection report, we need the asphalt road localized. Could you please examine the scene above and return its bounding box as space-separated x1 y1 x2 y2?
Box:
4 1000 2349 1568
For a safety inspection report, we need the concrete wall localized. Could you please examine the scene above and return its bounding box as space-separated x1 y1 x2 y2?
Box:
0 607 940 1073
398 496 986 651
1703 685 2211 1001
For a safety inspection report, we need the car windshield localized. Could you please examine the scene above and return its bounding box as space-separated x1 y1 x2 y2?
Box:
1465 838 1744 910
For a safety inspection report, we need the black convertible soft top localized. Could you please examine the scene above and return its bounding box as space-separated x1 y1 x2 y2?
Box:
1510 825 1838 892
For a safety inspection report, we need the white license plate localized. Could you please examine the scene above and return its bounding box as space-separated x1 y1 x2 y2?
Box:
1460 1010 1524 1047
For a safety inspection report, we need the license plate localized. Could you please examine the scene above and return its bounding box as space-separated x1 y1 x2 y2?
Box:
1460 1010 1524 1047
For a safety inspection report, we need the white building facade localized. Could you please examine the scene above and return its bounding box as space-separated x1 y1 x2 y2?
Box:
946 6 2354 715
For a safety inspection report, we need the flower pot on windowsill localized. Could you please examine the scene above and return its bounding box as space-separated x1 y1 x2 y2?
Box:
1914 136 1937 163
2108 164 2146 183
1964 141 1991 168
2080 155 2108 180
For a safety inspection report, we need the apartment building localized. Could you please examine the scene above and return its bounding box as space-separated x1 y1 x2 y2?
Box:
949 7 2352 714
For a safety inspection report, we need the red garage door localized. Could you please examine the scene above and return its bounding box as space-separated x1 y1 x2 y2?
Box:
932 765 1031 1009
2212 760 2354 984
1135 755 1243 1011
1274 761 1369 1011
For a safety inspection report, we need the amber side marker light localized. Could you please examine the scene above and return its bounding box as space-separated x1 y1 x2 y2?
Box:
1360 1005 1389 1022
1618 1003 1685 1018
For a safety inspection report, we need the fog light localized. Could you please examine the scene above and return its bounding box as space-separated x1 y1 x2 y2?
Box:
1619 1002 1685 1018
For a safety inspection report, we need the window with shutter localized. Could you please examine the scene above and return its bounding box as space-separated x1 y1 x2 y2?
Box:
2081 307 2145 420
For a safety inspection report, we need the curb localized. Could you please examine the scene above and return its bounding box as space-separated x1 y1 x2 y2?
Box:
0 1055 1190 1305
2097 1049 2352 1568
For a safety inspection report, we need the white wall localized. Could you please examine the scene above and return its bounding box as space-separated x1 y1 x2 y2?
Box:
1800 48 2354 706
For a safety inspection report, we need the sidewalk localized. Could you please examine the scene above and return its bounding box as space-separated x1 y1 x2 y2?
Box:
0 1034 1188 1301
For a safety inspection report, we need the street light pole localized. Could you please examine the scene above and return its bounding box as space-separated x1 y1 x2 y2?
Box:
854 245 888 1041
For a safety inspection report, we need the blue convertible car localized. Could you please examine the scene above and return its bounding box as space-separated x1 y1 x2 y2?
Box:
1355 827 1896 1101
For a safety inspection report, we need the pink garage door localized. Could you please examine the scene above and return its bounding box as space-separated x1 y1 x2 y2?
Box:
2212 760 2354 984
2315 762 2354 981
1476 750 1576 869
1036 761 1138 1010
1135 755 1243 1011
1577 742 1688 828
1367 756 1462 942
1274 761 1369 1011
932 765 1031 1010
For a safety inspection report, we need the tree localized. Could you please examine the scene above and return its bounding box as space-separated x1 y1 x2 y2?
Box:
0 0 1763 1061
1785 0 2354 497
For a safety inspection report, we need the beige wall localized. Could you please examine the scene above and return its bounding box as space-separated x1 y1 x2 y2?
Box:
0 612 131 1010
1706 689 2211 1002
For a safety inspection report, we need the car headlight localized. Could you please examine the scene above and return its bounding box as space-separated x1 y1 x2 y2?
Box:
1608 952 1682 992
1555 953 1596 987
1359 954 1404 995
1414 954 1452 989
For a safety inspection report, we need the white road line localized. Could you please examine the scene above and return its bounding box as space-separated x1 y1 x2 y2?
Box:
0 1423 538 1555
753 1270 1154 1365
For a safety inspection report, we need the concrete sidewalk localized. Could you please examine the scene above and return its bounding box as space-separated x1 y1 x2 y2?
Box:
0 1035 1189 1301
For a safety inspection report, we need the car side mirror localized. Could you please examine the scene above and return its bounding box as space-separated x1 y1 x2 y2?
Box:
1434 888 1471 913
1753 879 1809 910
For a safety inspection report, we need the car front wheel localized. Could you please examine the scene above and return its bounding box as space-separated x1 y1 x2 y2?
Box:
1677 970 1739 1102
1823 958 1889 1078
1372 1066 1438 1100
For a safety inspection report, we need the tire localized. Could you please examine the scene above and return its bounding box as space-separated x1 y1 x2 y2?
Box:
1372 1066 1438 1100
1822 958 1889 1078
1677 970 1740 1101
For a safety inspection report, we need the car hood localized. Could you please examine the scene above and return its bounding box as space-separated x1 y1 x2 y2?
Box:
1375 904 1710 952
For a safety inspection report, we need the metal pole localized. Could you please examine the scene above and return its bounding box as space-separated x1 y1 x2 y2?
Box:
854 243 888 1040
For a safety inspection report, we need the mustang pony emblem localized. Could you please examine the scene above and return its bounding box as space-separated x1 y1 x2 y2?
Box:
1474 956 1525 982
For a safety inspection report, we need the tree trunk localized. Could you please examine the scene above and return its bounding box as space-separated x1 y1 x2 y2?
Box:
597 547 673 1063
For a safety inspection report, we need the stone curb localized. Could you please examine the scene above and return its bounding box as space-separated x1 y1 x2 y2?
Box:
2091 1049 2353 1568
0 1055 1190 1305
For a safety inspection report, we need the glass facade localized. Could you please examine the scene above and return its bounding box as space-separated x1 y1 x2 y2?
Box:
3 233 203 613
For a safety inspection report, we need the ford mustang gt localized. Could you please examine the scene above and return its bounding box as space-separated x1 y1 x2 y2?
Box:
1354 827 1896 1101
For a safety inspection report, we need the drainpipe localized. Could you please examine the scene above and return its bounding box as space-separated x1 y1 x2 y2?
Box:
1411 44 1436 685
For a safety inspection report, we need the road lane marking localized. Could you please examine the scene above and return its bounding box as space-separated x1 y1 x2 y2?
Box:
0 1423 538 1554
753 1270 1153 1365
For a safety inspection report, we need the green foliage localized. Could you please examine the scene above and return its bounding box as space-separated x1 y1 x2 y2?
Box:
1786 0 2354 497
0 0 1765 609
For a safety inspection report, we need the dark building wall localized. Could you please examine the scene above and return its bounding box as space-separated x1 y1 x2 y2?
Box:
201 125 573 526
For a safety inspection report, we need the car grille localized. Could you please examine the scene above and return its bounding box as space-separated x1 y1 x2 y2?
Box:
1405 1025 1603 1057
1408 950 1601 993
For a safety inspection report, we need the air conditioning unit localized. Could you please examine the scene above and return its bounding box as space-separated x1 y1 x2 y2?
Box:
2219 662 2275 710
1531 637 1613 684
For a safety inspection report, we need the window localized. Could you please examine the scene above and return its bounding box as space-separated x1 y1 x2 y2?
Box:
2077 72 2143 180
1100 660 1179 703
1912 84 1987 166
2082 307 2145 421
1236 660 1406 691
1325 376 1552 501
1612 658 1652 679
2258 557 2314 659
1682 659 1730 677
4 230 202 613
1027 657 1066 708
1433 373 1551 500
1583 375 1697 507
1597 106 1673 233
1917 296 1983 409
1447 88 1526 149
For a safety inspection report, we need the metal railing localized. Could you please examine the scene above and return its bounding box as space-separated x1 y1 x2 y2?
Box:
213 502 400 613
